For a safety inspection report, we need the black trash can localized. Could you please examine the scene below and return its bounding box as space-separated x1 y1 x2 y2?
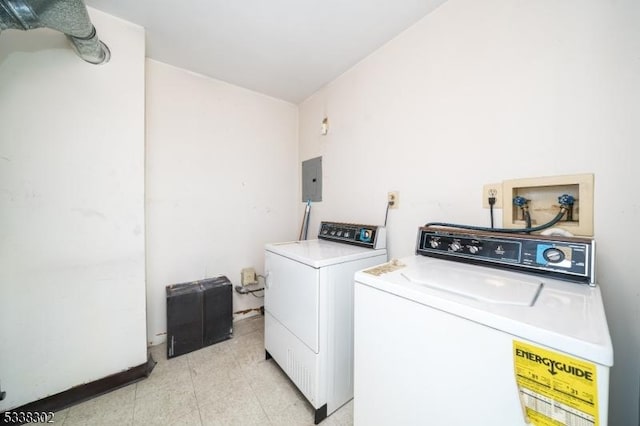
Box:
166 276 233 358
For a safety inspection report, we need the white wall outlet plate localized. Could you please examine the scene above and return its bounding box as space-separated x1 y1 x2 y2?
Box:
388 191 399 209
482 183 503 209
241 267 258 286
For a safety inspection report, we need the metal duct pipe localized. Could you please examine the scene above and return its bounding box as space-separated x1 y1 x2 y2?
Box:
0 0 110 64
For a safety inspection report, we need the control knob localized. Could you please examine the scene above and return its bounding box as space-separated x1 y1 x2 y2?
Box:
468 246 480 254
543 248 565 263
450 242 461 252
429 239 440 249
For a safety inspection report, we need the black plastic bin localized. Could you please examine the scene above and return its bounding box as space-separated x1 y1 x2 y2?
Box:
166 276 233 358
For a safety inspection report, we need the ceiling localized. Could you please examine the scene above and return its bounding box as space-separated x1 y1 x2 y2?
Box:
84 0 447 103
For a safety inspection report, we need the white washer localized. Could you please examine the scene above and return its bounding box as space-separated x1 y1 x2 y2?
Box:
354 226 613 426
265 222 388 424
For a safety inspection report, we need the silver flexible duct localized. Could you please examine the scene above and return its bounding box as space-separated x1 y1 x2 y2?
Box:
0 0 110 64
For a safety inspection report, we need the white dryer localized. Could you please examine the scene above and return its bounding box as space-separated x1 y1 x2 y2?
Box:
265 222 387 424
354 226 613 426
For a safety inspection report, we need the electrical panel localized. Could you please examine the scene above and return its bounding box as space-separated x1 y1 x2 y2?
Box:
302 156 322 202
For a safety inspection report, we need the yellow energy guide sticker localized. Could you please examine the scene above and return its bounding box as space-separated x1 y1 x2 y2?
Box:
513 340 599 426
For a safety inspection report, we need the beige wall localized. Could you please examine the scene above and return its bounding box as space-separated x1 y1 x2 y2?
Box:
2 1 637 420
0 9 146 409
145 60 299 345
299 0 640 423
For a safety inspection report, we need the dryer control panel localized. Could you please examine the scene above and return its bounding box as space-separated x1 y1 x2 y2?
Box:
416 226 595 285
319 222 386 249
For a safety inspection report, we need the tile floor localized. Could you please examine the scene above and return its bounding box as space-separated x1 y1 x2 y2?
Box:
50 315 353 425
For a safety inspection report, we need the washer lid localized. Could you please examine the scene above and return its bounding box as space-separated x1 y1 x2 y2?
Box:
402 262 543 306
265 239 387 268
355 256 613 366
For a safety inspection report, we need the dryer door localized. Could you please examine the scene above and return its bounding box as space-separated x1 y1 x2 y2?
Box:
265 251 320 353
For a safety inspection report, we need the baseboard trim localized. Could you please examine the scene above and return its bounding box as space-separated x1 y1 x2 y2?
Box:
1 354 156 423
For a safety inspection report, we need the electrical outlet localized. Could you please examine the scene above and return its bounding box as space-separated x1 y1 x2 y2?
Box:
388 191 399 209
482 183 503 209
241 267 257 286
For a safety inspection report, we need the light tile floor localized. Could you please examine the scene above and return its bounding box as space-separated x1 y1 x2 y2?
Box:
51 315 353 425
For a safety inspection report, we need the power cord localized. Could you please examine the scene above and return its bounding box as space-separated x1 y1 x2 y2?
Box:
249 289 264 298
235 285 264 298
234 275 265 298
384 200 392 226
488 189 497 228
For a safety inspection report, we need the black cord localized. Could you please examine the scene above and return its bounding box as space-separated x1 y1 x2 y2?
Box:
426 207 568 234
489 203 494 228
251 275 265 297
234 285 264 295
488 195 496 229
250 289 264 298
384 202 391 227
235 275 265 297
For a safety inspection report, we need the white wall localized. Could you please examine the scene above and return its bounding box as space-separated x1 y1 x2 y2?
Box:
299 0 640 424
145 60 298 346
0 10 146 409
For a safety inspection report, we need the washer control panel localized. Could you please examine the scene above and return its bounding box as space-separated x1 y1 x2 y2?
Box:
319 221 386 249
416 226 595 284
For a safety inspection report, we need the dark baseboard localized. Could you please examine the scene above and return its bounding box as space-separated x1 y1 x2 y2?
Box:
0 354 156 424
